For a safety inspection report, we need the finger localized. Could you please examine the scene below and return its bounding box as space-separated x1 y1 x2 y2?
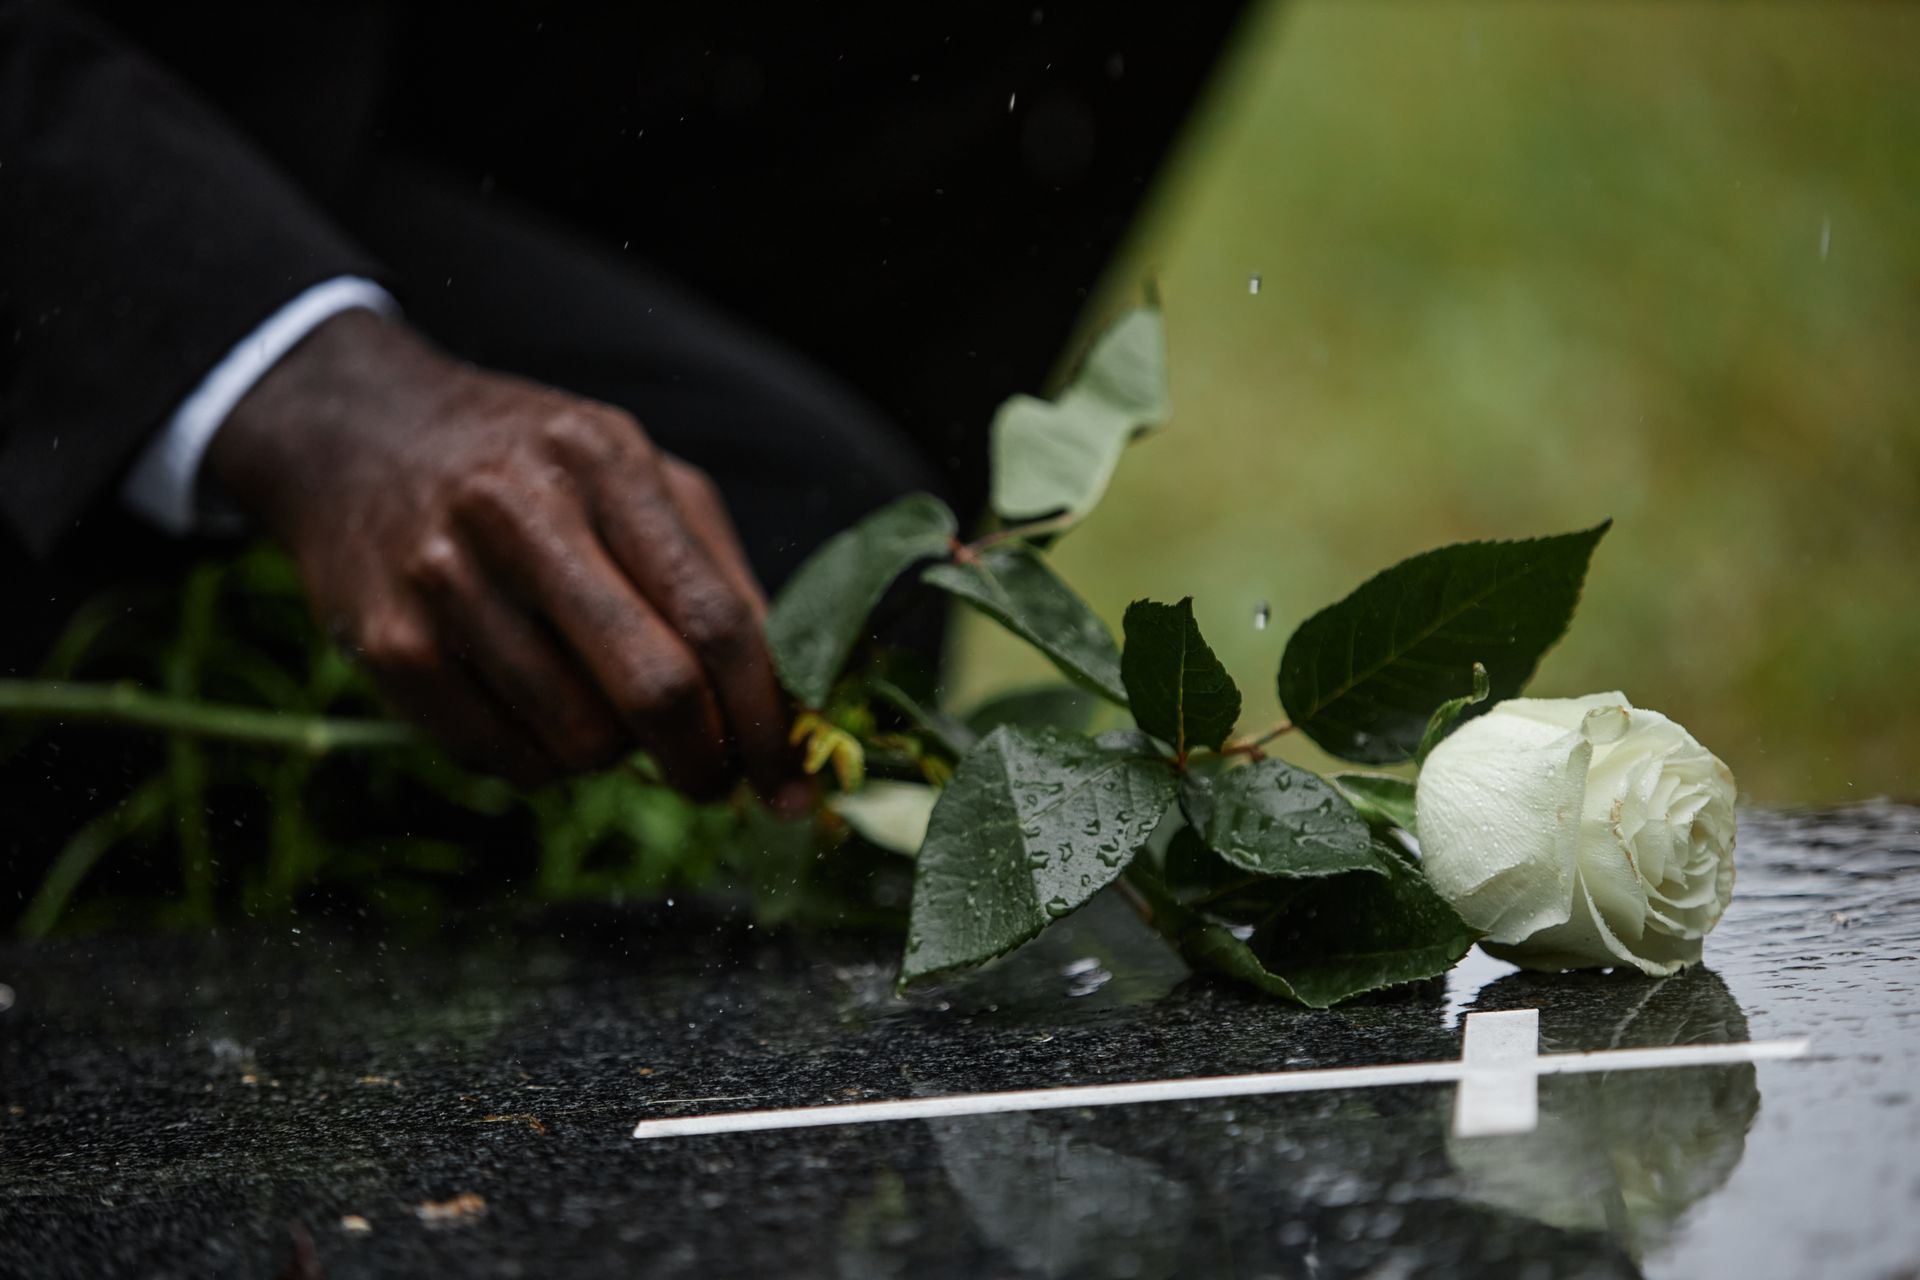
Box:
352 603 554 785
594 454 799 805
451 472 733 796
658 458 811 811
659 457 768 618
407 535 629 775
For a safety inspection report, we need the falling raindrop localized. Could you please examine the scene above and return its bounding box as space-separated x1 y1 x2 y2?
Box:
1254 601 1270 630
1008 91 1018 113
1248 273 1262 296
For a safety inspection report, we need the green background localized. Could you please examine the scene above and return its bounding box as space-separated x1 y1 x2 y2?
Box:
951 1 1920 805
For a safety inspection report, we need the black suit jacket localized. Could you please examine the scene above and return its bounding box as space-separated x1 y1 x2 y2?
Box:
0 1 390 556
0 0 1245 562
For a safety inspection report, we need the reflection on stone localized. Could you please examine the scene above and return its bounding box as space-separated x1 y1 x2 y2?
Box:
852 981 1651 1278
1451 968 1759 1261
930 1113 1194 1280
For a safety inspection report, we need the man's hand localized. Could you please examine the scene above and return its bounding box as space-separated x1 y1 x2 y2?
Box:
207 308 805 805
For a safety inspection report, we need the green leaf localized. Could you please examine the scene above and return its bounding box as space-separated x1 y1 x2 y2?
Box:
868 675 976 758
765 493 958 706
1277 522 1610 764
1120 598 1241 754
990 307 1171 525
1329 773 1418 834
1416 661 1490 763
1181 923 1312 1005
1179 758 1379 880
1093 727 1167 756
902 726 1179 982
1182 840 1481 1009
830 781 940 858
923 547 1126 704
965 686 1101 738
1161 825 1306 922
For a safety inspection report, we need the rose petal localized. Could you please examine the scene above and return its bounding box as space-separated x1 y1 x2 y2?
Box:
1577 812 1649 944
1416 715 1590 942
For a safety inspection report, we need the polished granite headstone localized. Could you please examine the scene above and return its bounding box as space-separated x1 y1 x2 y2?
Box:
2 805 1916 1279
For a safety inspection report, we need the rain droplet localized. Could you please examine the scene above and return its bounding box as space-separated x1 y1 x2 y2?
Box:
1066 965 1112 998
1008 91 1018 113
1247 273 1262 296
1254 602 1270 630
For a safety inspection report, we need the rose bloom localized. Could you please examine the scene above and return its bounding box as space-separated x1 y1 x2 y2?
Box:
1415 693 1736 976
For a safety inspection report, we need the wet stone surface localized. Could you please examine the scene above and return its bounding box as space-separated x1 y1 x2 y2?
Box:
2 804 1917 1279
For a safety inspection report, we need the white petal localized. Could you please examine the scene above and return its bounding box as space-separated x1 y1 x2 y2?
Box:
1416 711 1590 942
1489 692 1634 734
1576 812 1649 943
1489 876 1687 976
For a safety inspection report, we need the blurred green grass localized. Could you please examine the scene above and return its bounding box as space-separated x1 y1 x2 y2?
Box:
950 1 1920 805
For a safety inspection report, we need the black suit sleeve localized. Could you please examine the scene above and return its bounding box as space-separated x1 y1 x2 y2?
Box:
0 0 381 556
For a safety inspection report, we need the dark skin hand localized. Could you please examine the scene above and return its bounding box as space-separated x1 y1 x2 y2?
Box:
206 308 807 808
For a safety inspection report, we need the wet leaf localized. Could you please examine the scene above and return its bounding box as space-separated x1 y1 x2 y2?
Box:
902 726 1178 981
766 493 957 706
1182 840 1480 1008
1180 758 1378 880
1278 523 1610 764
924 547 1126 704
1329 773 1418 834
1121 598 1240 754
1161 825 1306 923
965 685 1101 738
990 307 1171 525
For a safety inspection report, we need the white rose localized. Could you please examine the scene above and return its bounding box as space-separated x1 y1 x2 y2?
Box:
1415 693 1736 976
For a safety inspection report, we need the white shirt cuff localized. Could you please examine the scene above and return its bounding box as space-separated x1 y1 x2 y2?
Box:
121 275 399 534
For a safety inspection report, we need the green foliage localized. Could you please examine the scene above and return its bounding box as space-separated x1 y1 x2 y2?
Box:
1179 759 1376 880
1159 825 1306 923
923 547 1126 704
1329 773 1418 835
759 301 1609 1005
989 307 1171 526
1180 841 1480 1009
1277 522 1609 764
1120 598 1241 754
902 725 1177 981
963 686 1102 738
765 493 958 707
4 545 865 937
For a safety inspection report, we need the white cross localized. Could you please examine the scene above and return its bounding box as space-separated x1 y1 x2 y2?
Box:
631 1009 1808 1142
